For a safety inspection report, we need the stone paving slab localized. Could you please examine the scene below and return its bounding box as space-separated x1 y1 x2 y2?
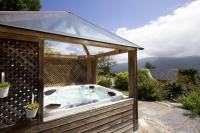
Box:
136 101 200 133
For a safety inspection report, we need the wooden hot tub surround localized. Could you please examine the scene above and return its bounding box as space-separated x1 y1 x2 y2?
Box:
0 11 143 132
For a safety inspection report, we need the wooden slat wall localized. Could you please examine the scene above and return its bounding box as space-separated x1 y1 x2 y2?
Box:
7 98 134 133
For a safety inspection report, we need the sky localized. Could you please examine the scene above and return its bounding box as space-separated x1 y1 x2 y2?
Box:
42 0 199 62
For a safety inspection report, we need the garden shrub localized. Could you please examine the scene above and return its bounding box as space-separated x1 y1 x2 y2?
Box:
180 92 200 114
115 72 128 91
178 68 198 84
137 69 164 101
114 69 165 101
163 81 184 101
138 80 163 101
98 75 112 88
177 68 200 95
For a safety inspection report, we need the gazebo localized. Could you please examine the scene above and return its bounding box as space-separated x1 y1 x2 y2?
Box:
0 11 143 133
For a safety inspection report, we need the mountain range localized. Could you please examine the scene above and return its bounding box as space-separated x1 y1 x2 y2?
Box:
111 56 200 73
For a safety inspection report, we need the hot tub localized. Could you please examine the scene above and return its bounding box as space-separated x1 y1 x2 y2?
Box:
43 84 125 117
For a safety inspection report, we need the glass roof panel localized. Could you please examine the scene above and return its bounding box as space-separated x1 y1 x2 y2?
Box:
87 46 114 55
44 40 86 56
0 11 142 49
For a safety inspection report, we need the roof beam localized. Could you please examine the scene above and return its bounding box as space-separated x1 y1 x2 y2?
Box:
44 54 95 60
94 49 128 58
0 25 138 51
82 45 90 56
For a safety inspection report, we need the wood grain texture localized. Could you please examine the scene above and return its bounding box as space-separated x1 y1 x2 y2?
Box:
82 45 90 56
86 59 97 84
94 49 128 58
128 50 138 131
45 106 133 133
9 99 134 133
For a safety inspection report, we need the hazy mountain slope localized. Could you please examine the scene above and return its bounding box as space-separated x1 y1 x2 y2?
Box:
111 56 200 72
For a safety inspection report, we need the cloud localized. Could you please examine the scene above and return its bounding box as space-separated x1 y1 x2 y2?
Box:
45 40 86 55
115 0 200 62
45 40 115 55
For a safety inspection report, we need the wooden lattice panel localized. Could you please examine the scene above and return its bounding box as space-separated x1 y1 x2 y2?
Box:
0 38 40 128
44 57 87 87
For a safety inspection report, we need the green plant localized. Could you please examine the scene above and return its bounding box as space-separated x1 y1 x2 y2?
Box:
178 69 198 81
44 45 61 55
98 75 112 88
163 81 184 101
115 72 128 91
138 81 162 101
180 92 200 114
144 62 156 69
98 56 116 76
137 69 164 101
177 68 200 95
0 82 10 88
25 103 39 110
177 68 198 84
0 0 41 11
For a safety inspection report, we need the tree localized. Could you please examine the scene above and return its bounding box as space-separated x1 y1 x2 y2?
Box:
98 56 116 75
0 0 41 11
44 45 61 55
144 62 156 69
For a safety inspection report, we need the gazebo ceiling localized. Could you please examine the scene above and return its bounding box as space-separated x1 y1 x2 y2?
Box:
0 11 143 50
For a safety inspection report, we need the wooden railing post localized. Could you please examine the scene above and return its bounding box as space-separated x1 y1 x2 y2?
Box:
128 49 138 131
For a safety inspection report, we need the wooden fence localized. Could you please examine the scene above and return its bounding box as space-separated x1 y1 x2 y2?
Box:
44 57 87 86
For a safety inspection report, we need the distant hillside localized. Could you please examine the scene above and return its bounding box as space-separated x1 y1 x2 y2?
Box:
111 56 200 73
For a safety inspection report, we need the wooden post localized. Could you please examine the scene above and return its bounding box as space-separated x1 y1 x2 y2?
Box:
38 39 44 123
87 60 92 83
92 59 98 84
128 49 138 131
86 59 98 84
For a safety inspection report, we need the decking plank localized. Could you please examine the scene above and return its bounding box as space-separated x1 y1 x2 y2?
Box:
28 99 133 132
84 113 133 133
99 119 133 133
58 108 133 133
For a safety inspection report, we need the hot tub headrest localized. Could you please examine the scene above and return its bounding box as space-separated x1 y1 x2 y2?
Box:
108 91 116 96
45 104 61 110
89 86 95 89
44 89 56 96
